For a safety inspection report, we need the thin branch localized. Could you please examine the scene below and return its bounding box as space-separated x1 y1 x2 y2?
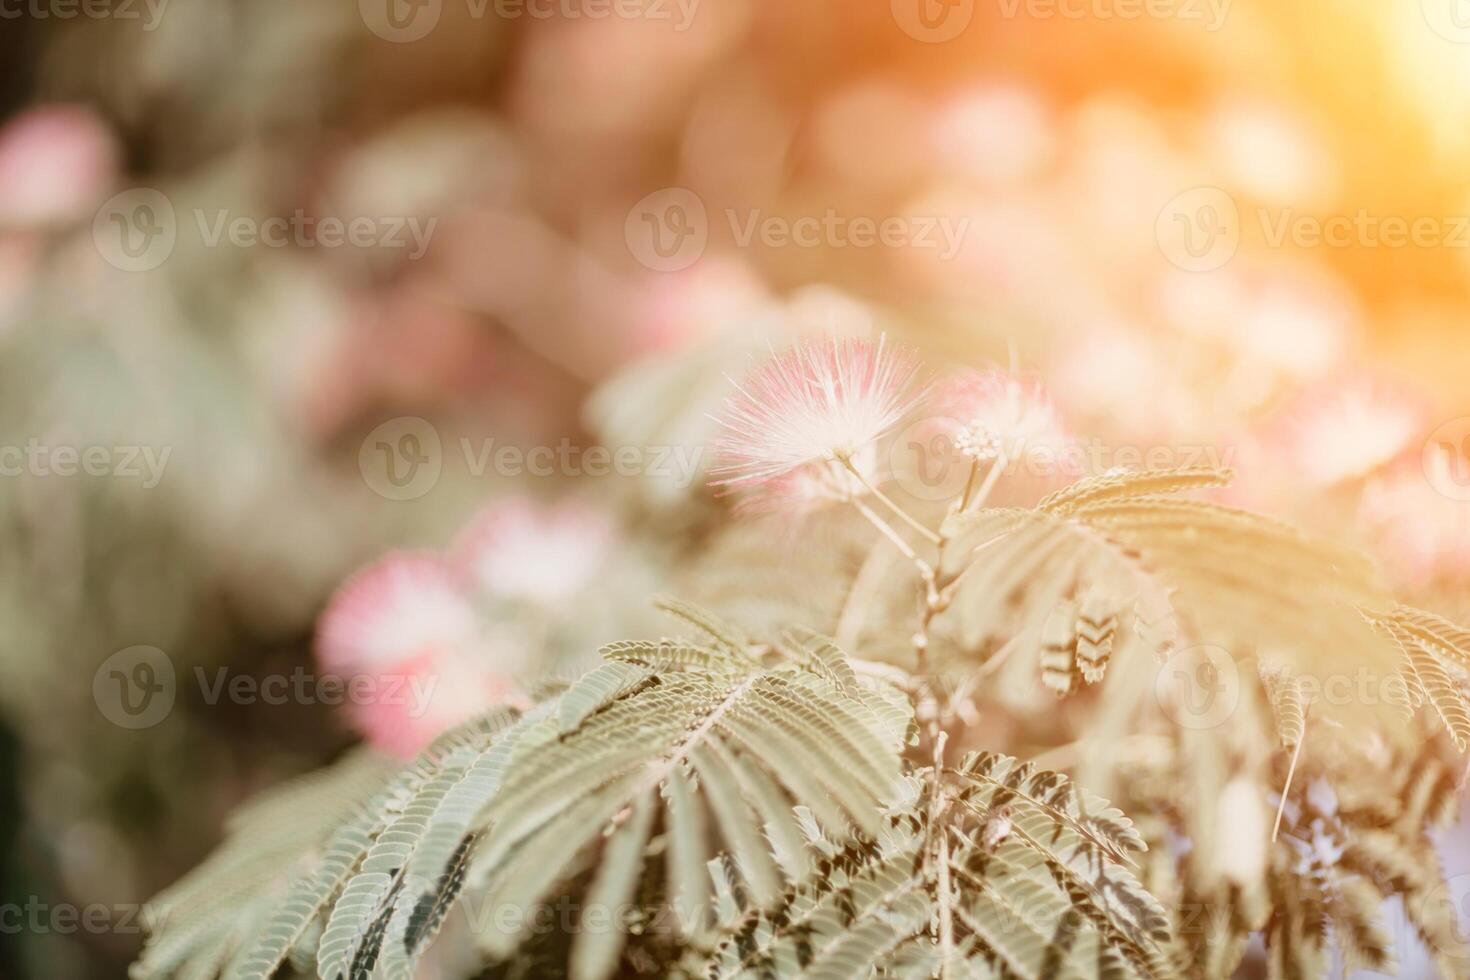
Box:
936 817 955 977
1272 705 1310 842
928 731 953 976
953 457 982 515
838 455 942 545
852 499 934 581
964 450 1009 514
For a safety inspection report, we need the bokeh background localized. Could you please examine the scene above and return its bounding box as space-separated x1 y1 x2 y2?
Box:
2 0 1470 976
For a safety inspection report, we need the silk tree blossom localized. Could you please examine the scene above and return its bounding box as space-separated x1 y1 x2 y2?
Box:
316 552 527 757
1263 377 1429 487
732 445 880 516
924 367 1072 471
453 497 615 603
709 336 923 492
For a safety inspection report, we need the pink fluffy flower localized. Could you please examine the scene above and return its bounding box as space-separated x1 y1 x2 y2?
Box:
925 367 1071 469
1263 378 1429 488
316 552 524 758
454 497 615 604
0 105 116 226
709 336 922 491
731 445 879 517
1361 457 1470 585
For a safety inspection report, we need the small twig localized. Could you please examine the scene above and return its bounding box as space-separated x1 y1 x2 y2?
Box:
973 633 1024 681
838 455 942 545
851 499 933 580
935 531 1008 605
964 451 1009 514
1272 706 1310 843
953 457 982 514
927 730 953 974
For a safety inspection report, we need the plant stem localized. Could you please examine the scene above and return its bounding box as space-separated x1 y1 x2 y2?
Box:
851 499 932 577
838 455 942 545
954 457 982 514
931 730 954 977
1272 708 1310 842
964 451 1009 513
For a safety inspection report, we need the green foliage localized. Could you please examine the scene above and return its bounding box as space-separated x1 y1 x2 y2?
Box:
133 468 1470 980
133 603 1163 980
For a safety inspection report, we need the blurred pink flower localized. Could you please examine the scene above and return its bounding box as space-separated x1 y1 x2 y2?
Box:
454 498 615 604
1047 322 1183 442
930 83 1054 187
1060 97 1192 262
316 552 524 757
1262 377 1430 488
1201 100 1338 209
1361 457 1470 585
0 105 116 226
625 258 768 355
813 81 928 189
1154 264 1355 382
710 336 922 490
926 367 1071 467
894 190 1069 306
